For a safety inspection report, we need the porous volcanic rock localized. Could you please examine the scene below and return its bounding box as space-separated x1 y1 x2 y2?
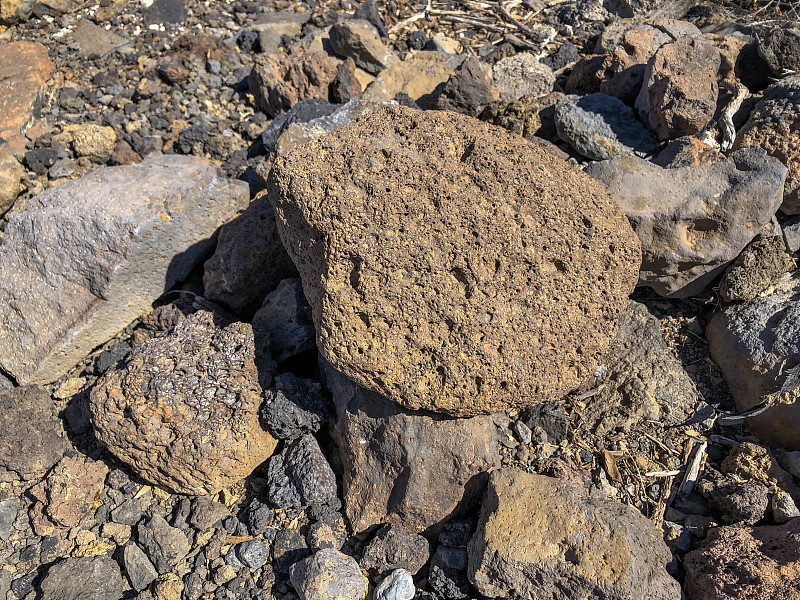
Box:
0 154 249 385
90 310 278 495
269 105 641 416
756 23 800 77
39 556 126 600
587 148 786 298
684 519 800 600
467 469 681 600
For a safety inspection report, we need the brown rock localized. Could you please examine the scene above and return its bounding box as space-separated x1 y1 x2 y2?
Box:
600 26 671 105
705 33 748 82
249 50 341 117
721 442 800 506
718 233 795 303
53 123 116 158
363 52 461 108
636 36 720 141
29 456 108 536
329 20 398 75
0 386 70 483
0 41 53 150
0 153 22 216
684 519 800 600
467 469 682 600
90 310 278 495
651 136 724 168
480 95 541 138
269 106 641 416
565 54 606 95
324 360 501 535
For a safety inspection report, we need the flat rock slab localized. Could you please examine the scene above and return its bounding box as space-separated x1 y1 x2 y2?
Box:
467 468 681 600
269 105 641 416
587 148 786 298
39 556 126 600
0 154 249 385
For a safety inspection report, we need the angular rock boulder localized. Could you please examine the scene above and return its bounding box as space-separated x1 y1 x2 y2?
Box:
90 310 278 495
467 469 681 600
587 148 787 298
269 105 641 416
39 556 126 600
0 154 249 385
323 360 501 536
362 51 462 108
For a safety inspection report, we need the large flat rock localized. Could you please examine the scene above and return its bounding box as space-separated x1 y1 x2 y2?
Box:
0 154 249 385
269 105 641 416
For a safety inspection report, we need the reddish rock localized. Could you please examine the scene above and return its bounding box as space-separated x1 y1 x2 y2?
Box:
0 41 53 147
684 519 800 600
636 36 720 141
652 136 725 168
269 105 641 416
565 54 606 95
600 26 671 104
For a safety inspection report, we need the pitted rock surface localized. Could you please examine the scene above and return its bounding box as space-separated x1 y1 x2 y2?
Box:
90 309 278 495
269 105 641 416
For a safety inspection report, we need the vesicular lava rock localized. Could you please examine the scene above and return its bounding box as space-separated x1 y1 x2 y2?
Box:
269 105 641 416
90 310 278 495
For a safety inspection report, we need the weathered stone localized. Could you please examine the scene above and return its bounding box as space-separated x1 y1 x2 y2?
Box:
188 496 230 531
252 279 316 363
492 53 555 103
90 310 278 495
260 373 331 440
479 95 541 139
70 18 128 57
577 301 697 437
468 469 680 599
363 52 461 108
138 514 190 574
274 528 311 574
276 99 377 156
143 0 186 25
555 93 656 160
266 434 338 510
636 36 720 141
0 153 22 216
52 123 116 158
605 0 696 18
772 490 800 523
684 519 800 599
269 105 641 415
565 54 606 95
757 23 800 77
0 41 53 149
0 0 34 23
706 271 800 450
719 232 795 303
587 148 786 298
324 360 501 535
329 20 398 75
39 556 126 600
289 548 368 600
697 468 770 524
249 50 341 117
0 386 70 483
153 573 183 600
0 498 20 541
29 456 108 536
735 76 800 214
0 155 249 385
434 56 499 117
261 98 342 154
652 136 725 168
599 26 672 105
374 569 415 600
237 539 271 569
203 194 298 317
124 543 159 591
361 524 430 577
721 442 800 506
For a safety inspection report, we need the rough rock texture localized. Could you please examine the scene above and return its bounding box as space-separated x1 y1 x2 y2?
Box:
203 194 298 317
323 360 501 535
266 434 338 510
468 469 681 600
0 154 249 385
554 93 656 160
124 543 159 591
652 136 725 168
275 99 376 156
735 76 800 214
605 0 697 18
329 20 398 75
707 271 800 450
492 53 555 103
289 548 368 600
249 50 341 117
577 301 697 436
757 24 800 77
363 52 460 108
374 569 415 600
587 149 786 298
90 310 278 495
684 519 800 600
52 123 116 158
0 41 53 150
361 524 430 576
0 386 70 483
39 556 126 600
479 95 541 139
719 232 795 303
599 26 672 105
0 153 22 215
260 373 331 440
138 514 191 574
269 105 641 416
434 56 499 117
635 36 720 141
697 468 770 524
252 279 316 363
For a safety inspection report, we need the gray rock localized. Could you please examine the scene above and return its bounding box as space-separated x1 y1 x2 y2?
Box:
719 230 795 303
71 18 128 58
361 524 429 576
467 469 682 600
433 56 498 117
273 528 311 574
0 386 70 483
261 99 342 154
0 154 249 385
706 271 800 449
771 490 800 523
555 93 657 160
261 373 332 440
492 53 555 102
0 571 10 600
266 434 338 510
587 148 787 298
203 194 298 318
39 556 126 600
0 498 19 541
697 469 770 524
252 279 316 364
237 539 271 569
783 216 800 252
289 548 367 600
189 496 231 531
124 543 159 591
323 360 501 535
605 0 697 18
111 497 146 526
138 514 191 574
375 569 415 600
329 20 398 75
143 0 186 25
757 23 800 77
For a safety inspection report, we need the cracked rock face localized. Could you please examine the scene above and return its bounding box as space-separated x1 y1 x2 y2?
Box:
269 105 641 416
90 309 278 495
